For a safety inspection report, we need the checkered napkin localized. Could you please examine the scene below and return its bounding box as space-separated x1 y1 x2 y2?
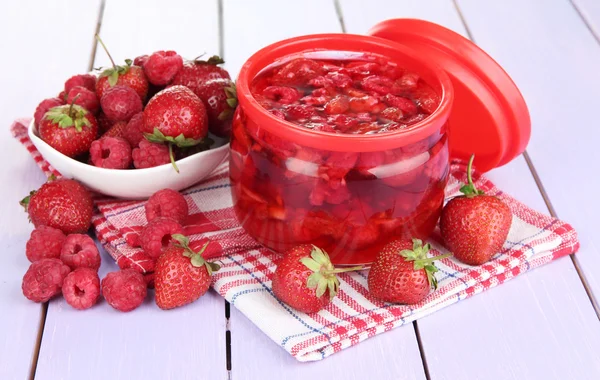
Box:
12 118 579 362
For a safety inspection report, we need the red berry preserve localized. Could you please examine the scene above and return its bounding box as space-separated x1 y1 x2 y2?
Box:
232 46 452 265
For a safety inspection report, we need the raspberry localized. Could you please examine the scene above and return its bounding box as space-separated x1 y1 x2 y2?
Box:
144 272 155 289
361 75 394 94
134 55 149 67
26 226 66 263
143 51 183 85
324 95 350 115
379 107 404 122
328 114 358 132
60 234 101 271
62 268 100 310
100 85 143 122
145 189 189 224
64 74 97 93
300 95 329 106
349 95 379 113
326 71 353 88
103 121 128 138
308 76 334 88
311 123 337 133
312 87 336 97
22 258 71 303
34 98 64 126
101 269 147 312
67 86 100 114
285 104 316 120
262 86 301 104
140 217 184 258
123 112 144 147
96 111 114 134
270 109 286 120
345 62 382 79
396 72 419 91
90 136 132 169
58 90 67 102
132 139 170 169
384 94 417 116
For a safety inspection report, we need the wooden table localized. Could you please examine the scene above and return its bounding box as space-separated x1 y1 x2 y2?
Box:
2 0 600 379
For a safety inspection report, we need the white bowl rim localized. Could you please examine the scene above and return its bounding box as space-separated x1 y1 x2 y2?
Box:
28 118 230 178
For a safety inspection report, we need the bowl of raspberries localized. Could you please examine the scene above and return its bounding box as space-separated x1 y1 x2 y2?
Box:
29 37 235 199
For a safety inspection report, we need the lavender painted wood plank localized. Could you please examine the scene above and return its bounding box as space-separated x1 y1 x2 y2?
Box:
222 1 426 378
0 1 100 379
572 0 600 38
456 0 600 318
34 1 228 379
339 0 600 378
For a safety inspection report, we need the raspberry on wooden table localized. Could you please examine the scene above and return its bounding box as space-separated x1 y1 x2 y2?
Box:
62 268 100 310
123 112 144 147
140 217 184 258
33 98 64 127
65 73 97 93
145 189 189 224
22 258 71 303
25 226 66 263
102 269 147 312
90 136 132 169
143 50 183 85
60 234 101 271
67 86 100 114
101 85 143 122
132 139 171 169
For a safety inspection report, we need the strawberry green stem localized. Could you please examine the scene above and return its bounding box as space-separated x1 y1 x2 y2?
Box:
459 154 484 197
466 154 476 191
416 253 452 265
168 143 180 173
326 265 364 275
95 34 116 69
68 94 81 117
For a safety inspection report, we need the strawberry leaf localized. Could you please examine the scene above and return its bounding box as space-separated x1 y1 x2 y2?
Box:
108 71 119 86
316 277 328 298
144 128 204 148
300 257 322 272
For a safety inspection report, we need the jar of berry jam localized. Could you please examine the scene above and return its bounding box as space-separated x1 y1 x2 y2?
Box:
230 19 530 265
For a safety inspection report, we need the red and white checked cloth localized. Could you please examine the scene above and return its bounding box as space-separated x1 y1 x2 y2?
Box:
12 118 579 362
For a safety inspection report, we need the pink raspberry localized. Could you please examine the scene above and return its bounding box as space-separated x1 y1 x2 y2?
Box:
379 107 404 122
67 86 100 114
396 72 419 91
144 272 155 289
384 94 417 116
123 112 144 147
324 95 350 115
62 268 100 310
145 189 189 224
22 258 71 303
100 85 143 122
328 114 358 132
270 109 286 120
326 71 353 88
140 217 184 258
64 73 97 93
262 86 302 104
349 95 379 113
132 139 170 169
34 98 64 126
60 234 101 271
57 90 67 103
90 136 132 169
26 226 66 263
133 54 149 67
361 75 394 94
143 51 183 85
285 104 316 120
102 269 147 312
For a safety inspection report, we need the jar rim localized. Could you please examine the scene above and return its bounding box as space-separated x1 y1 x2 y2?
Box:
236 33 454 152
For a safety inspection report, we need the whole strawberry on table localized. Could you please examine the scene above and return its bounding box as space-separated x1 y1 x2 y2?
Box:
32 34 237 172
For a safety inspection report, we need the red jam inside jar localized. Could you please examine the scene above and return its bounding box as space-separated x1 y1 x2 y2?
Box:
231 35 454 265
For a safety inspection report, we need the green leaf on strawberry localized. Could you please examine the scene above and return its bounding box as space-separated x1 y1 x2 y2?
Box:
96 34 133 88
144 127 203 148
44 104 91 132
172 234 219 275
399 239 451 290
218 83 238 121
459 154 485 198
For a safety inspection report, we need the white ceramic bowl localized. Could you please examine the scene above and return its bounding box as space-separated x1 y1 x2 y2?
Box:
28 119 230 199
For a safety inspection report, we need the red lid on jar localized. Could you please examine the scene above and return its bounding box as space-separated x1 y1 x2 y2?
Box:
369 19 531 172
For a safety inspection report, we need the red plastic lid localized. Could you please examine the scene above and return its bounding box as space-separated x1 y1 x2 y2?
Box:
369 19 531 172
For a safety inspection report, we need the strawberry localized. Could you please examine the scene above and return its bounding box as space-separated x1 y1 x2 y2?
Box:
368 238 450 304
170 55 231 95
20 178 93 234
39 102 98 158
95 35 148 101
271 245 362 313
154 235 220 310
142 85 209 171
193 79 237 137
440 155 512 265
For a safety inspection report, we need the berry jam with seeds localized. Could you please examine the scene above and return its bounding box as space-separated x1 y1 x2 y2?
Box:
231 51 449 264
249 52 440 134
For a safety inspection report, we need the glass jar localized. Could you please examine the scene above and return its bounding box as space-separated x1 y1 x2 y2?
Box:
230 34 455 265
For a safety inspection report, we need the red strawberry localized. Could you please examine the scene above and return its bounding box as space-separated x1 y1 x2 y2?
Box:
171 56 231 95
142 85 209 171
20 178 93 234
368 238 450 304
39 103 98 158
271 245 362 313
95 35 148 101
440 155 512 265
193 79 237 137
154 235 220 310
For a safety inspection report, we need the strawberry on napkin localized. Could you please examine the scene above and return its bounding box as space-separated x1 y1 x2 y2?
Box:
11 118 579 362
